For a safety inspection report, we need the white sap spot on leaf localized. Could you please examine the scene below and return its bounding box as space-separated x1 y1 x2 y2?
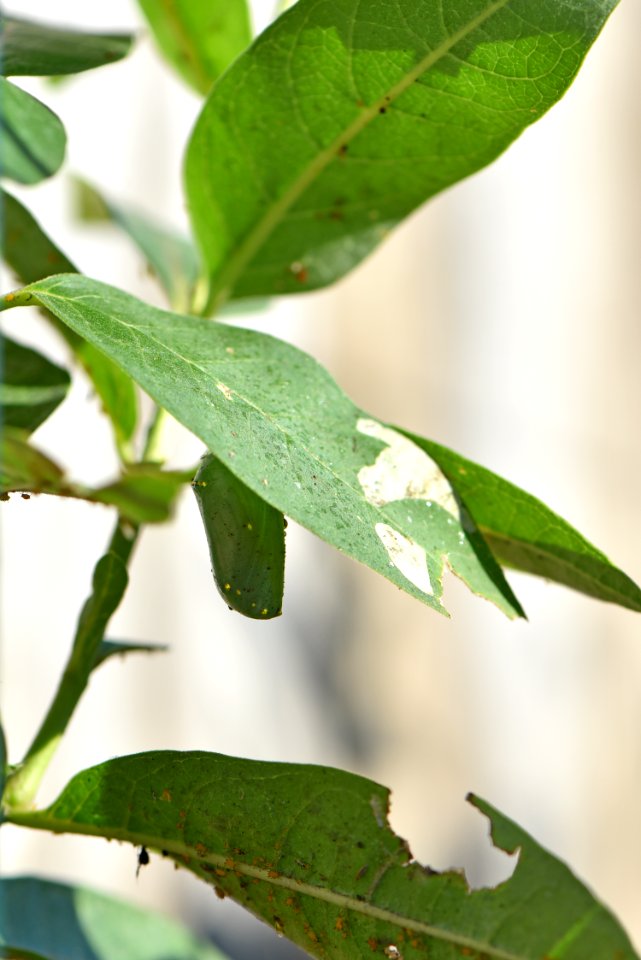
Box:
357 418 460 520
375 523 433 596
216 381 233 400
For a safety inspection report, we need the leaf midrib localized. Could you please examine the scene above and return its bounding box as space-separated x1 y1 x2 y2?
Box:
206 0 511 310
33 287 441 566
7 808 523 960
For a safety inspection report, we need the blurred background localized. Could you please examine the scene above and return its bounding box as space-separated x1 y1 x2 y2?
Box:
1 0 640 955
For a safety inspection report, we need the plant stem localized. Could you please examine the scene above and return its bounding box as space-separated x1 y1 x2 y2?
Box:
2 402 170 812
2 519 139 811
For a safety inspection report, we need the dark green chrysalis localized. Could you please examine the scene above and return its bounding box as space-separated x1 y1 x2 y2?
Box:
193 453 285 619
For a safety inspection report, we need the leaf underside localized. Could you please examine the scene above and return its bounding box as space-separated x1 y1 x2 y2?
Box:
8 751 638 960
5 275 525 619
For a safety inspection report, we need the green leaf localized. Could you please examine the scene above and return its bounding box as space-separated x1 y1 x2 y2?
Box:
0 78 66 184
93 639 168 669
92 464 193 523
4 274 525 619
0 876 229 960
1 334 70 432
0 947 49 960
1 191 138 450
404 431 641 613
193 452 286 618
185 0 619 308
0 427 66 494
1 190 74 280
0 428 190 524
73 178 200 311
137 0 252 95
0 16 133 77
9 752 638 960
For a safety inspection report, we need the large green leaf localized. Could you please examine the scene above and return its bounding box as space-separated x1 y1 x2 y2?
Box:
404 431 641 613
0 78 65 184
0 876 228 960
1 274 524 619
0 16 133 77
0 427 191 524
7 752 638 960
74 178 200 311
1 191 137 450
137 0 252 95
0 334 70 432
185 0 619 308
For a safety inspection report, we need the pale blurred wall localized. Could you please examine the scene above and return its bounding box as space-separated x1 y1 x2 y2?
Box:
1 0 640 955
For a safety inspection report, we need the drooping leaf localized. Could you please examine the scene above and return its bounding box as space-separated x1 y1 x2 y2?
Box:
93 639 168 669
8 752 638 960
74 178 200 311
0 428 191 524
1 190 74 280
0 427 66 495
0 78 66 184
1 191 137 450
0 876 229 960
92 464 193 523
185 0 619 308
137 0 252 95
0 16 133 77
0 334 70 432
2 275 525 619
403 430 641 613
193 452 285 618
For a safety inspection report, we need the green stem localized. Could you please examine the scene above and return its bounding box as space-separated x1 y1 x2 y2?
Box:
2 400 171 812
2 519 138 811
143 404 169 464
2 280 201 812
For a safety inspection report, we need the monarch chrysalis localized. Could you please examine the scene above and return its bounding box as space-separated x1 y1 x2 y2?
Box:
193 453 285 619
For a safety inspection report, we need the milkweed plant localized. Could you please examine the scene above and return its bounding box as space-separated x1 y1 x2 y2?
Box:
1 2 640 958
